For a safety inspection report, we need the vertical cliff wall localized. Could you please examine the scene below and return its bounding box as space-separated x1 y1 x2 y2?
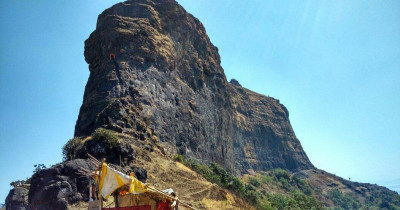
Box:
75 0 314 173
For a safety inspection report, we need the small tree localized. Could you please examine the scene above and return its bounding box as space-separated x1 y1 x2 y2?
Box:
62 137 83 161
10 180 25 188
92 128 119 149
172 154 185 163
249 177 261 187
33 164 47 174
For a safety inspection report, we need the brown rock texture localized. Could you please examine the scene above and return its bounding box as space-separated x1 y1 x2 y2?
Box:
74 0 314 173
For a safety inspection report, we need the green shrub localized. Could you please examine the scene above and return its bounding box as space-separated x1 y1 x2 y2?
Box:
172 154 185 163
249 177 261 187
279 177 291 190
260 174 273 184
291 191 324 210
245 189 262 204
327 189 361 209
258 199 275 210
185 159 221 184
10 179 29 187
293 176 313 195
265 191 324 210
268 193 290 209
245 184 262 204
62 137 83 161
272 168 291 180
92 128 119 149
181 158 271 205
33 164 47 173
229 176 246 195
209 163 230 186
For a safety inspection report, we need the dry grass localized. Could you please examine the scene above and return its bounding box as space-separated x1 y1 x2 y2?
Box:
137 154 254 209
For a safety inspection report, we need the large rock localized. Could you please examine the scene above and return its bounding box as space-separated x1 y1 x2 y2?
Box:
28 159 96 210
5 187 29 210
74 0 314 174
5 158 149 210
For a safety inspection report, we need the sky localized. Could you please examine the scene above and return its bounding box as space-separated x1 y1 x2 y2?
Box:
0 0 399 203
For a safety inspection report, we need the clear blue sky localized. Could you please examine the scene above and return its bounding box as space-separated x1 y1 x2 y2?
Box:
0 0 399 203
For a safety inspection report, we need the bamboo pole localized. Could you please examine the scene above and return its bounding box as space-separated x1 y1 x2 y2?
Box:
88 155 197 209
147 187 197 210
88 176 91 202
88 154 101 165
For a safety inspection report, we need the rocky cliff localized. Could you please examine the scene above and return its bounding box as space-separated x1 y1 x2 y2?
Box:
75 0 313 174
7 0 400 209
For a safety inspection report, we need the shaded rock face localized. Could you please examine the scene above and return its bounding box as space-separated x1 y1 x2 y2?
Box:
27 159 96 210
76 138 136 165
5 187 29 210
75 0 313 173
5 158 148 210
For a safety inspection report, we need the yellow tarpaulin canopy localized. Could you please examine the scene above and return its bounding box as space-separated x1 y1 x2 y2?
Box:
98 163 147 199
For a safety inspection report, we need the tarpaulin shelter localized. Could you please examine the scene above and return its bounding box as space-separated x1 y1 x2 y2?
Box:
80 154 196 210
99 163 147 199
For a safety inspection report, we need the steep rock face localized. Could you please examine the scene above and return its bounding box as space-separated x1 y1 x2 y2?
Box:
75 0 313 173
229 82 311 171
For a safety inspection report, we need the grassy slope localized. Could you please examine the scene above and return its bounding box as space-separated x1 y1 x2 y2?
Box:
64 130 400 210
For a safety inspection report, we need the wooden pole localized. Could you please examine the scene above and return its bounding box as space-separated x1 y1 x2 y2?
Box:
146 187 197 210
90 156 197 209
88 176 91 202
99 158 105 209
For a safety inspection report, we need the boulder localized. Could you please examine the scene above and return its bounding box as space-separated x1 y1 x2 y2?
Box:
5 187 29 210
28 159 95 210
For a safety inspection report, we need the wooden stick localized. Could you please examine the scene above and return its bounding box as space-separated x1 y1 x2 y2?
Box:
88 176 91 202
78 167 91 173
147 187 197 210
78 169 91 174
99 158 105 208
88 154 101 162
88 158 100 166
90 156 197 209
89 157 100 165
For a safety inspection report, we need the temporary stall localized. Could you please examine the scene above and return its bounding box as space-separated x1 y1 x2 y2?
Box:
80 154 196 210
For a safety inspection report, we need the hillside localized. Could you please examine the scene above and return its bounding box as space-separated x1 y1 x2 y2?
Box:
6 0 400 209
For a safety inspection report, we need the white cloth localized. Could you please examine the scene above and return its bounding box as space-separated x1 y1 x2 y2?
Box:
99 163 131 199
161 188 174 194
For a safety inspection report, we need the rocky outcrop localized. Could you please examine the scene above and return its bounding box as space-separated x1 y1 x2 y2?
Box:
6 157 149 210
28 159 96 210
5 187 29 210
75 0 313 174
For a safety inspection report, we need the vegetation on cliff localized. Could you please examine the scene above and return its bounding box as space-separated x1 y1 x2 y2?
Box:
62 128 120 161
173 154 324 209
173 154 400 209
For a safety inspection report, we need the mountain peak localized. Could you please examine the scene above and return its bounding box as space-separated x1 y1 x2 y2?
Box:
75 0 313 173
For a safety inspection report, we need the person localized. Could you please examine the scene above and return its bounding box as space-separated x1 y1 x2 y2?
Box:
170 192 179 210
90 176 98 200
